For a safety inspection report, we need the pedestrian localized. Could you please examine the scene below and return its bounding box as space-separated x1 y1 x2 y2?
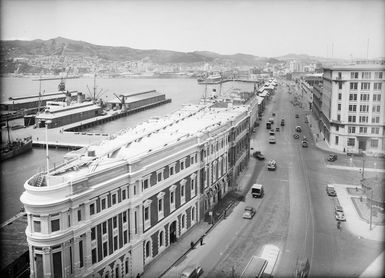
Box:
136 273 140 278
224 209 227 218
190 241 194 249
200 236 203 246
337 221 341 231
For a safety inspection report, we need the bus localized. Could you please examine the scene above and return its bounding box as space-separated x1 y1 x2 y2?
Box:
240 256 267 278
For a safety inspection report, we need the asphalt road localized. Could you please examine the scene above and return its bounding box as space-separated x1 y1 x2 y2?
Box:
164 82 383 278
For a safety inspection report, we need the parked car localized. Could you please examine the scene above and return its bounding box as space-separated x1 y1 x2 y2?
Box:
295 114 299 118
267 160 277 170
326 185 337 197
180 265 203 278
327 154 337 162
269 136 276 144
302 140 308 148
269 130 275 136
281 119 285 126
253 151 265 160
295 258 310 278
275 127 280 132
335 210 346 221
272 112 276 116
243 206 256 219
293 133 300 139
296 126 302 132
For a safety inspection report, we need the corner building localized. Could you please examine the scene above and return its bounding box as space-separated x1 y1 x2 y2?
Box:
21 104 251 278
321 64 385 154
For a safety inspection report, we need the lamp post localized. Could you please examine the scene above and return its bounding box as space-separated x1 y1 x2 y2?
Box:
45 120 52 186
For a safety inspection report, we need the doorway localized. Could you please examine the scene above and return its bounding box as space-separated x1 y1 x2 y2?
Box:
169 220 177 244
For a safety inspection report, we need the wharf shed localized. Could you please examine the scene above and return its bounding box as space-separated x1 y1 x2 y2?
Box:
106 90 167 111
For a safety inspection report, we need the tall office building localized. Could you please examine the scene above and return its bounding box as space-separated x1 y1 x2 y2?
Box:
320 64 385 154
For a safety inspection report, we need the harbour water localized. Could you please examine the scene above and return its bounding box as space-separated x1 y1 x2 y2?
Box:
1 77 244 222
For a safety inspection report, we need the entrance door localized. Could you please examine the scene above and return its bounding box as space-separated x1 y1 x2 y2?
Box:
359 139 366 151
169 221 177 244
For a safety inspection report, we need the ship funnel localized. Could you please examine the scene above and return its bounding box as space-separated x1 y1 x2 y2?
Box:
77 92 84 103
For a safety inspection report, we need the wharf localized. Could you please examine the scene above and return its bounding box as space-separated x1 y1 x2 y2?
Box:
2 98 172 150
199 79 260 85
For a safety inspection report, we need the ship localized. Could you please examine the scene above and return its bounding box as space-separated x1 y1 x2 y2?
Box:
197 73 223 84
1 120 32 161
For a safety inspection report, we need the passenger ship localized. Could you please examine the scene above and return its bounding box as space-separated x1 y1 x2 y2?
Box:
20 81 275 277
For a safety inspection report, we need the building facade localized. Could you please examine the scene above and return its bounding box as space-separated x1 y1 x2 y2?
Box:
21 101 254 277
321 65 385 154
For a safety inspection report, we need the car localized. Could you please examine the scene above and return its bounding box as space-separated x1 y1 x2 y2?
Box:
281 120 285 126
326 185 337 197
275 127 280 132
295 114 299 118
269 130 275 136
304 118 309 123
269 135 276 144
253 151 265 160
267 160 277 170
180 265 203 278
295 258 310 278
327 154 337 162
272 112 276 116
293 133 300 139
302 140 308 148
242 206 256 219
335 210 346 221
335 205 343 213
295 126 302 132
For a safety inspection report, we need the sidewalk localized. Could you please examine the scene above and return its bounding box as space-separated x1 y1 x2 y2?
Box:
332 183 384 241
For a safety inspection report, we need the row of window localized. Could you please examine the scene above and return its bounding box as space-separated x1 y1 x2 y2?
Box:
349 71 384 80
344 138 379 148
346 104 381 113
346 115 381 124
347 126 381 135
348 82 382 90
342 93 382 101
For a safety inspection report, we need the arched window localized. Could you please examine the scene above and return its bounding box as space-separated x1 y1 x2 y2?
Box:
159 231 164 247
181 214 185 229
191 207 195 222
145 241 151 258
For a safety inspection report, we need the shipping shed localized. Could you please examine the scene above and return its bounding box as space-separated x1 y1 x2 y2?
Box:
106 90 166 111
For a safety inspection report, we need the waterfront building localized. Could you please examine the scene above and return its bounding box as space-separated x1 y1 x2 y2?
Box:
21 99 253 277
320 64 385 154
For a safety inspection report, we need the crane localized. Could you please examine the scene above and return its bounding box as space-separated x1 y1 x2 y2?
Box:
113 93 127 112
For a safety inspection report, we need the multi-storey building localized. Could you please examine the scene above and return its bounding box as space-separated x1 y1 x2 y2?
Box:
321 64 385 154
21 101 252 277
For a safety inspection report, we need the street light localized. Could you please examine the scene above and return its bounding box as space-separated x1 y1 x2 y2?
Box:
45 120 52 186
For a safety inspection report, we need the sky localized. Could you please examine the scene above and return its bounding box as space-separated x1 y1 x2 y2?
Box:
1 0 384 59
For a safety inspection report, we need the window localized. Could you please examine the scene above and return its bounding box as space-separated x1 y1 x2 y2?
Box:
371 127 380 134
101 198 106 210
122 189 127 200
361 72 371 79
123 230 128 244
373 83 382 90
51 219 60 232
337 103 341 111
123 211 127 223
372 105 381 113
170 165 174 176
181 161 184 170
349 93 357 101
374 72 383 79
112 193 117 205
181 180 186 205
103 242 108 257
157 192 165 220
351 72 359 79
347 138 355 147
102 222 107 234
91 227 96 241
348 115 356 123
361 83 370 90
335 136 339 145
79 240 84 268
337 114 341 121
359 105 369 112
350 82 358 90
90 203 95 215
77 209 82 222
145 241 151 258
359 127 368 133
113 216 117 229
338 82 342 89
143 199 152 230
159 230 164 247
371 139 379 148
360 93 369 101
338 72 342 79
373 94 381 101
157 171 162 182
33 220 41 232
191 156 194 165
191 174 196 198
359 116 368 123
143 179 149 190
338 93 342 100
170 185 176 212
372 116 380 123
92 249 97 264
113 236 118 251
348 105 356 112
348 126 356 133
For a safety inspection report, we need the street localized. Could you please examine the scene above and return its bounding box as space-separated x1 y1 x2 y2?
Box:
164 81 383 278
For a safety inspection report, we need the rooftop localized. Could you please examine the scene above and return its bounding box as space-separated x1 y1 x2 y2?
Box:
106 90 165 104
323 64 385 71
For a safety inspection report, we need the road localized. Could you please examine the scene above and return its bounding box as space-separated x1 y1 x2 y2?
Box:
164 81 383 278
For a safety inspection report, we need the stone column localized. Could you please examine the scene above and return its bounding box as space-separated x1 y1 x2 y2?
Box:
63 241 71 278
85 231 92 268
73 237 81 277
28 245 35 277
42 246 52 278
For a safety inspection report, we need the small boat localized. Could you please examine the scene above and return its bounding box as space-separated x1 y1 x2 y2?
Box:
1 120 33 161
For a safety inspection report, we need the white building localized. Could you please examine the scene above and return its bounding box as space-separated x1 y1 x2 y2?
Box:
321 64 385 154
21 99 254 277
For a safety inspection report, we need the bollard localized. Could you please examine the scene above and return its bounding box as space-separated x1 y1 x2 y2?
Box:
190 241 194 250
